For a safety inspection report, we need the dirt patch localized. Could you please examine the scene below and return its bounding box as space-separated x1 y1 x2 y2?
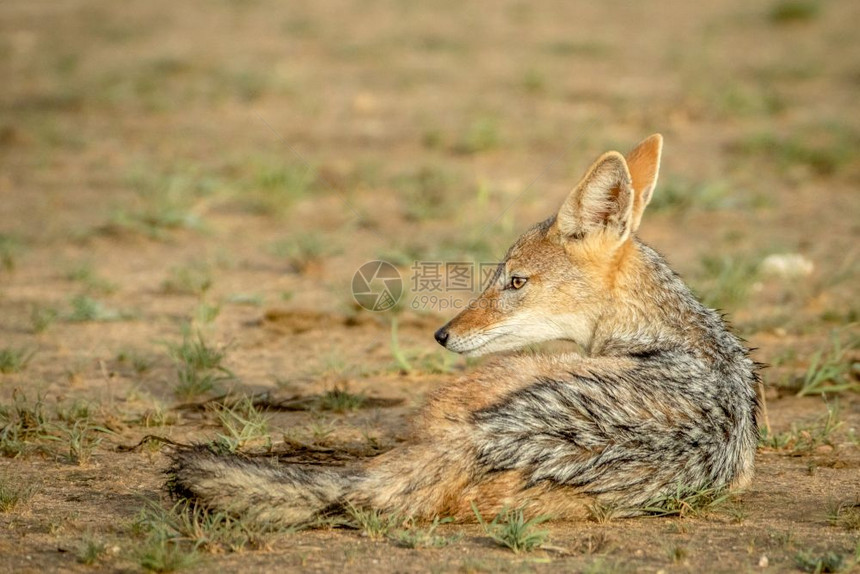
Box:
1 0 859 572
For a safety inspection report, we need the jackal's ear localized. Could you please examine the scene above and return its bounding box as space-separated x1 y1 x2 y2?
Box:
556 151 634 243
626 134 663 232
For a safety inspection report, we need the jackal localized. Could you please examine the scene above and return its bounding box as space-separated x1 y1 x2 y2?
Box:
168 135 758 525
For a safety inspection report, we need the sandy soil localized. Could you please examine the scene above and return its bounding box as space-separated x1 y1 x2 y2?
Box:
1 0 859 572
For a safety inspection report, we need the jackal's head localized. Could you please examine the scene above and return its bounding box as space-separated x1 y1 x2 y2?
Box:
434 135 663 356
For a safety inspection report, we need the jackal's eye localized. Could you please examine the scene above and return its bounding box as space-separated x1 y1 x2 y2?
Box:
509 276 528 290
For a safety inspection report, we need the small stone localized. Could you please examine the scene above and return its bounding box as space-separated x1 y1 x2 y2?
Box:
759 555 769 568
760 254 814 279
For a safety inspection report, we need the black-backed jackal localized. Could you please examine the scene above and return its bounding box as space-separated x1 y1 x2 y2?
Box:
169 135 758 525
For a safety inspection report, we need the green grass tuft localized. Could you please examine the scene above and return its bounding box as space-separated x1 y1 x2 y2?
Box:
193 302 221 325
103 167 212 240
389 317 412 373
586 501 619 524
270 233 332 274
167 330 229 372
162 264 213 296
639 485 731 518
796 333 860 396
345 504 403 540
116 349 154 374
76 535 108 565
453 117 501 155
666 544 688 563
472 503 551 554
794 550 844 573
389 517 461 548
769 1 820 24
737 126 857 177
68 295 132 322
0 391 51 457
138 536 201 572
0 347 35 374
305 416 336 443
0 475 37 512
759 402 843 453
521 68 546 94
694 254 760 310
648 178 745 213
66 263 118 294
238 160 317 217
57 419 112 465
0 234 21 272
133 497 296 564
168 330 234 399
394 166 457 222
826 500 860 531
317 387 367 412
174 367 221 400
210 396 270 453
30 305 59 333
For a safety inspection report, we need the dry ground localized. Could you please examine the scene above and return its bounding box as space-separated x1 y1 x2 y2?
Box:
1 0 859 572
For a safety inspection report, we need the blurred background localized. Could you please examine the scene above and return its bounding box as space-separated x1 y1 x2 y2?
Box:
2 0 858 409
1 1 859 570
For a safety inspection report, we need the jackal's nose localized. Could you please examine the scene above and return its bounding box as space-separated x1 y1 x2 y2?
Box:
434 327 449 347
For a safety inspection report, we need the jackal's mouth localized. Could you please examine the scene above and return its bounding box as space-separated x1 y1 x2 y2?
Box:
445 332 506 356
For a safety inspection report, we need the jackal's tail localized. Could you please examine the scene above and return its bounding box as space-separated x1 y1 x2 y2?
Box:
167 446 351 526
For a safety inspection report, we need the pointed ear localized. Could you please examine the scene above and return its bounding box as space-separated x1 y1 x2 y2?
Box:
556 151 634 243
626 134 663 232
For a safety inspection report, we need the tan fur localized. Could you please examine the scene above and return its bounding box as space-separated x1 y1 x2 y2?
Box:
626 134 663 232
557 151 634 240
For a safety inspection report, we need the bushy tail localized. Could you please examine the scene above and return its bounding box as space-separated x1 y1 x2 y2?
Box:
167 446 351 526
